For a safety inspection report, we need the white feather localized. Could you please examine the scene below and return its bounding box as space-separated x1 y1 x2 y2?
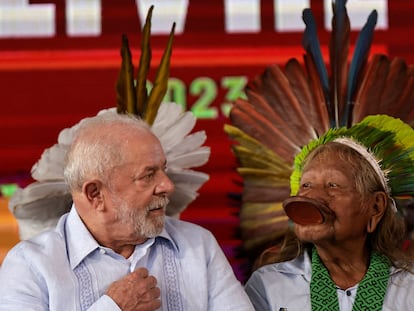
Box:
166 171 210 217
152 103 197 150
151 102 186 135
156 112 196 146
31 144 69 181
164 131 207 154
168 169 210 192
168 147 211 169
9 181 72 239
31 109 118 181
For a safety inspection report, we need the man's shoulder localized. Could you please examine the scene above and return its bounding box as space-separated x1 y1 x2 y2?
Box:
10 227 65 256
163 216 217 245
255 253 308 277
1 227 66 276
165 216 212 234
6 212 68 261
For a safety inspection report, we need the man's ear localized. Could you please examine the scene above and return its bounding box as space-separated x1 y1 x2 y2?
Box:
367 191 387 233
82 180 104 210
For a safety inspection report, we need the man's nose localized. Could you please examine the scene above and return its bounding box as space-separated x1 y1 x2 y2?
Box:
155 171 175 195
298 185 327 199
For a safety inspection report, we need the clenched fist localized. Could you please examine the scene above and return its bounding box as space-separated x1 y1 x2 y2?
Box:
106 267 161 311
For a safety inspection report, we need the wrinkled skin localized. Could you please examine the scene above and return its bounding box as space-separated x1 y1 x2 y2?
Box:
292 150 387 289
294 154 371 248
107 267 162 311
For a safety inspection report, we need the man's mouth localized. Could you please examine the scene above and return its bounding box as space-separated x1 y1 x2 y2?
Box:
147 201 167 213
146 197 169 215
148 205 163 211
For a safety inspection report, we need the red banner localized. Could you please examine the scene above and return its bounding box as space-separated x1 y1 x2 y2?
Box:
2 0 413 172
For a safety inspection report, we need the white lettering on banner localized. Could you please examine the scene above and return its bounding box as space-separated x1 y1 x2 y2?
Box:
136 0 188 34
224 0 261 33
275 0 310 32
67 0 101 36
0 0 389 38
324 0 387 30
223 0 387 33
0 0 55 37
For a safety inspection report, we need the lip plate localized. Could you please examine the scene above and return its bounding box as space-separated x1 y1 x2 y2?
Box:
283 196 333 226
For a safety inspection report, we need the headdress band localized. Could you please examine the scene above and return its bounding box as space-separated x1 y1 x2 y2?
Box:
333 137 389 193
333 137 397 213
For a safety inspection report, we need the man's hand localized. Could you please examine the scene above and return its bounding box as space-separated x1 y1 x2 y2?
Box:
106 267 161 311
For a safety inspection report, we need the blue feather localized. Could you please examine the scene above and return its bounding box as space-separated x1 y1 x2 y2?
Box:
342 10 378 126
302 8 330 106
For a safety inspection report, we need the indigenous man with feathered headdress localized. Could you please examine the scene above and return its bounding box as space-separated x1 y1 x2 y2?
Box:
225 0 414 309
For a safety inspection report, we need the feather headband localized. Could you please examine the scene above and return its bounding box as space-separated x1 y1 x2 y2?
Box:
333 137 390 196
290 115 414 213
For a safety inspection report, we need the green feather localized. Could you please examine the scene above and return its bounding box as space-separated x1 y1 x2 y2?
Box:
290 115 414 212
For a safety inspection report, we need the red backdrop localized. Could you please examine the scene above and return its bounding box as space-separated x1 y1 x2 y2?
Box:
1 0 414 280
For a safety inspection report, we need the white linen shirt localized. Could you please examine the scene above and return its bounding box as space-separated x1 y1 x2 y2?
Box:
245 251 414 311
0 206 254 311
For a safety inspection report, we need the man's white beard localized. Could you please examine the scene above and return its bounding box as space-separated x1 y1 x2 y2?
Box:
115 196 169 238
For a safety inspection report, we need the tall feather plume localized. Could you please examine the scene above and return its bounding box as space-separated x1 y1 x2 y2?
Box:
116 35 136 114
136 5 153 116
115 4 176 125
144 23 175 125
258 64 317 145
225 0 414 268
284 58 327 136
302 8 330 122
352 54 389 120
343 9 377 126
302 53 330 135
353 55 414 124
329 0 350 127
395 66 414 122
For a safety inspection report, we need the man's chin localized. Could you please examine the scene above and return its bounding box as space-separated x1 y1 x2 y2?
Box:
143 215 165 238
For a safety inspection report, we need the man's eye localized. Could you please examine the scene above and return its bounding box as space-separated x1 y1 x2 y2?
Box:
301 182 311 189
328 182 338 188
144 172 155 180
136 171 155 182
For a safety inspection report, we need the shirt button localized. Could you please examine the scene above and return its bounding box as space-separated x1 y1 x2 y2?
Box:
346 290 351 296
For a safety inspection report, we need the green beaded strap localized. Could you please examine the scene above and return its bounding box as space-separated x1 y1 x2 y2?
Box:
310 247 390 311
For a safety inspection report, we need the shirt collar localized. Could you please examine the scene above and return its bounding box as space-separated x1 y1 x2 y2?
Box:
273 249 402 282
271 250 312 282
65 207 179 270
65 206 101 270
155 218 180 253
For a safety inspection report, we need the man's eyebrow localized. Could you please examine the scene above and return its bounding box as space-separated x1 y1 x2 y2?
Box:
142 166 157 172
142 160 167 172
121 159 167 175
